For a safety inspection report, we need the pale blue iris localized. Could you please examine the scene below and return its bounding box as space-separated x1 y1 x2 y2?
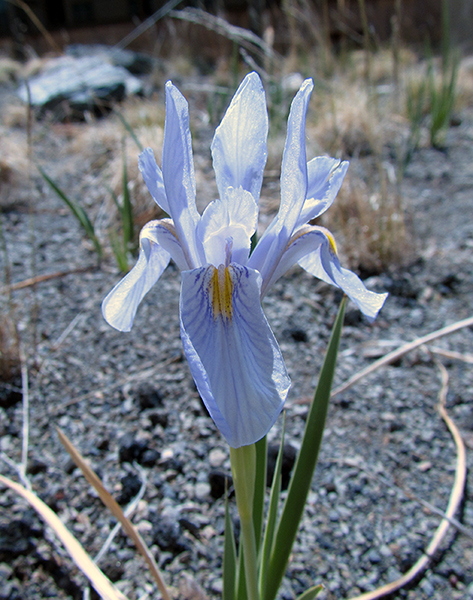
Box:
102 72 387 448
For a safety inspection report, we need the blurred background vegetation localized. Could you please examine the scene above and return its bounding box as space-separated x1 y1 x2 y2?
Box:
0 0 471 277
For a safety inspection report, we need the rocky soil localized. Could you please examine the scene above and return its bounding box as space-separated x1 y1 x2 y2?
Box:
0 70 472 600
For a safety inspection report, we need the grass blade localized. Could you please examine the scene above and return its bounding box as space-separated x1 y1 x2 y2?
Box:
263 297 347 600
259 415 286 597
115 109 144 152
252 435 267 554
223 489 237 600
56 427 172 600
296 584 324 600
109 229 129 273
0 475 128 600
39 167 102 258
121 142 135 253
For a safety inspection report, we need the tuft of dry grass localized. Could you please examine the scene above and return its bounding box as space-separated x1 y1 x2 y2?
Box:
0 314 21 408
0 127 32 208
319 171 413 276
0 58 23 84
347 47 418 85
68 101 167 245
6 43 467 274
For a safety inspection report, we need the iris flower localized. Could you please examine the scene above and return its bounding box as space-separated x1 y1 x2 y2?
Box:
102 72 387 448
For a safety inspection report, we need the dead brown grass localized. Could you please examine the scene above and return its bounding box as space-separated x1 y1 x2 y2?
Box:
319 171 412 275
0 127 31 207
4 45 468 274
0 314 21 407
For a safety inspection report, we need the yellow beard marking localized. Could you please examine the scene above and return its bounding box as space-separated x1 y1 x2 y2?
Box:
324 229 338 255
290 225 338 255
209 265 234 320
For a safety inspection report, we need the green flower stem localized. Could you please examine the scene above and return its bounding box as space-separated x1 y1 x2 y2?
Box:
230 444 259 600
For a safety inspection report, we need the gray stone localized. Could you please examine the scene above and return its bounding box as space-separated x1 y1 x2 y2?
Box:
17 54 143 117
66 44 154 75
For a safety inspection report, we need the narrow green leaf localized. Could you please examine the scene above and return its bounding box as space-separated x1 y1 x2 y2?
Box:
252 435 267 554
115 110 144 151
295 584 324 600
109 230 129 273
263 297 347 600
236 546 248 600
106 183 121 213
223 490 237 600
259 415 286 598
121 141 134 252
230 445 259 600
39 167 102 257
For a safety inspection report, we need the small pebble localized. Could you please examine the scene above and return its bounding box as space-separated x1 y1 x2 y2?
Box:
209 448 226 468
195 482 211 500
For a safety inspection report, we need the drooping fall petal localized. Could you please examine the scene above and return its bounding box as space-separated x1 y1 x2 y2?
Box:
179 264 291 448
102 222 170 332
299 238 388 321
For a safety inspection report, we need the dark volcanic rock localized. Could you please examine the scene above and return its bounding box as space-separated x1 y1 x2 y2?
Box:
0 515 42 561
118 433 148 464
150 515 191 555
134 383 164 410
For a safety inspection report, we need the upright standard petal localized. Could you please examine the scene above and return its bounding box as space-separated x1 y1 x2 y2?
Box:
102 221 170 332
138 148 169 214
278 78 314 227
162 81 202 268
211 72 268 201
248 79 314 285
296 157 349 227
298 234 388 321
180 264 291 448
197 186 258 267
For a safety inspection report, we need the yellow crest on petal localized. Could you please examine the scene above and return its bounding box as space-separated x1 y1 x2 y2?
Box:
208 265 234 320
324 229 338 255
290 224 338 255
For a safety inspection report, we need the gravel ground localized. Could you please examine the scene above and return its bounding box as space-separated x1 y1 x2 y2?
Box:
0 75 472 600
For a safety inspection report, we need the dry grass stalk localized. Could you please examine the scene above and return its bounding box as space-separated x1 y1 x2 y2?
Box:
346 360 467 600
0 314 21 401
57 427 172 600
0 475 129 600
332 315 473 398
169 7 279 67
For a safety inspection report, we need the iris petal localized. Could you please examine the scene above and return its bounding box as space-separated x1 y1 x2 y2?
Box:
248 78 314 285
211 72 268 202
197 187 258 267
162 81 202 268
278 78 314 228
298 236 388 321
180 264 291 448
138 148 169 214
154 219 189 271
102 221 170 332
296 157 349 226
260 225 328 296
